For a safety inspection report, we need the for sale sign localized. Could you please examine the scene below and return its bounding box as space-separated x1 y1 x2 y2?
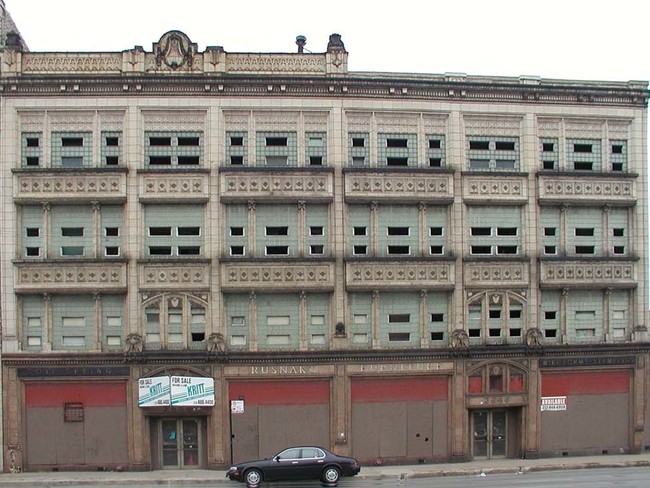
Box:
541 396 567 411
138 376 171 407
170 376 215 406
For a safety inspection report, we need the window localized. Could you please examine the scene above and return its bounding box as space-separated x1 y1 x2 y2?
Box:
431 313 444 322
266 246 289 255
26 228 40 237
467 137 519 171
177 227 201 236
310 245 324 255
231 316 245 327
309 226 324 236
146 132 203 167
353 226 367 236
62 317 85 327
266 226 288 236
149 227 172 236
61 246 84 256
61 157 83 167
230 246 245 256
105 227 119 237
612 228 625 237
105 246 120 256
353 245 367 255
430 227 443 236
575 228 594 237
543 227 556 236
61 227 84 237
471 227 491 236
352 138 365 147
267 316 290 326
388 332 410 342
496 227 517 236
230 136 244 146
230 227 245 236
387 245 410 255
387 227 409 236
266 137 287 146
388 314 410 323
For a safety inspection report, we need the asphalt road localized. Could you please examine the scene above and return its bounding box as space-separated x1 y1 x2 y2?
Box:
53 466 650 488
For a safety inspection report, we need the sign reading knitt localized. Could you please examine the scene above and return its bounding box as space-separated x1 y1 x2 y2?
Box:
170 376 215 406
138 376 215 407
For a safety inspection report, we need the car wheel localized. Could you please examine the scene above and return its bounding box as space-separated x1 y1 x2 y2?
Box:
244 468 262 487
322 466 340 483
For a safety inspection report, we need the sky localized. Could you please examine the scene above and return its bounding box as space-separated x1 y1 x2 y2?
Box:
5 0 650 83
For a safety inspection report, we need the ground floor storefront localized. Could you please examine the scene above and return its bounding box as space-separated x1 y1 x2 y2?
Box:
2 349 648 472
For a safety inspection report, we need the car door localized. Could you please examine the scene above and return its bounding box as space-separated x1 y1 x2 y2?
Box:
299 447 326 479
264 448 302 480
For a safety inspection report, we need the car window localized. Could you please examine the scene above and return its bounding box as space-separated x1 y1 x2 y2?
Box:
301 448 321 459
278 448 301 460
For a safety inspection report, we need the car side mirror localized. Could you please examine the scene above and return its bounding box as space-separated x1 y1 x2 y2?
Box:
274 455 281 462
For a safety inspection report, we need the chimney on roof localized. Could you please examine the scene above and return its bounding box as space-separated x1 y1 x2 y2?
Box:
5 30 23 50
296 35 307 53
327 33 345 53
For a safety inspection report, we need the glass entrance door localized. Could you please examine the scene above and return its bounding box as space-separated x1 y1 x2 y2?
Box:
471 410 507 459
161 418 200 468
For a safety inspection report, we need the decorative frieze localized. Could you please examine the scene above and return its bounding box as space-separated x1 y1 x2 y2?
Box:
464 262 529 287
539 260 636 287
463 175 527 202
463 116 522 137
344 173 452 202
15 262 127 293
139 263 210 289
139 173 208 201
14 173 126 202
142 111 206 131
226 54 327 74
221 262 334 291
345 261 454 290
537 175 636 204
21 53 122 74
220 172 333 201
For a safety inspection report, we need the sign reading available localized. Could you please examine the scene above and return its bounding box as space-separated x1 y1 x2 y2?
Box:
138 376 215 407
540 396 567 411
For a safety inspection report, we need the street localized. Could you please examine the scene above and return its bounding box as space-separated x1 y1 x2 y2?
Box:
35 467 650 488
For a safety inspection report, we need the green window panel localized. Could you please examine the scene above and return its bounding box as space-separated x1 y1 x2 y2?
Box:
468 206 520 256
52 132 93 168
306 204 329 257
256 132 297 167
102 295 125 349
377 133 417 167
307 293 330 347
145 131 203 167
567 138 602 171
306 132 327 166
22 206 44 259
225 294 249 349
378 292 419 347
610 140 627 172
144 301 162 346
540 291 561 341
51 205 93 258
255 204 297 257
189 301 207 349
426 291 449 344
427 135 446 168
540 138 559 170
21 132 42 167
467 137 519 172
349 292 372 346
22 295 45 351
51 295 96 350
566 290 603 341
225 204 248 257
226 131 247 166
348 132 369 167
257 293 299 349
609 208 628 256
540 207 560 256
101 131 122 166
609 290 630 339
145 204 204 257
348 205 371 256
567 208 602 256
101 205 124 257
377 205 419 257
426 206 447 256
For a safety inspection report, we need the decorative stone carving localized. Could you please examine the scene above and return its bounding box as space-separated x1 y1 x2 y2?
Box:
226 54 326 74
538 176 635 203
142 111 205 131
153 31 198 71
15 174 125 201
140 174 207 199
463 116 522 137
22 53 122 74
221 263 334 291
525 328 544 349
346 262 453 290
15 262 126 292
140 263 209 288
221 173 332 200
464 262 528 286
450 329 469 349
206 333 226 354
540 261 635 286
464 176 527 201
124 333 144 362
345 174 452 201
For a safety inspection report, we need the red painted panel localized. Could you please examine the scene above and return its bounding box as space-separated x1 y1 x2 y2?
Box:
25 383 127 408
541 371 630 396
228 380 330 405
351 377 448 402
468 376 483 394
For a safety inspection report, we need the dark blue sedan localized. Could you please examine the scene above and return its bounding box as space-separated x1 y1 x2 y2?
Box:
226 446 361 485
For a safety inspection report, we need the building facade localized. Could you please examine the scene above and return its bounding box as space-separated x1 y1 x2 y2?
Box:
0 27 649 472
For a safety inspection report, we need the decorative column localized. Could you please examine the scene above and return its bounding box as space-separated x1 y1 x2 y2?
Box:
43 292 52 351
560 288 569 343
418 202 427 256
603 205 611 257
248 291 257 351
297 200 306 257
559 204 568 255
371 289 380 348
369 201 379 257
299 290 307 350
247 200 256 258
92 201 101 258
603 287 611 341
450 360 468 462
94 292 102 351
42 202 51 259
419 289 428 347
632 355 647 453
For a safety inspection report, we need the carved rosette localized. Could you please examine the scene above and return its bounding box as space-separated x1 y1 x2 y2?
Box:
538 175 635 204
140 174 208 199
346 262 454 290
226 54 326 74
221 263 334 291
464 262 529 286
139 263 209 289
463 175 527 202
221 173 332 200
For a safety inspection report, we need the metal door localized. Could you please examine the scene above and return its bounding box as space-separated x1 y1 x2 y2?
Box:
471 410 507 459
161 418 200 468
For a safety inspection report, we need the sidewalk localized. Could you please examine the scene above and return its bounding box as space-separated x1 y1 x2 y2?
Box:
0 452 649 486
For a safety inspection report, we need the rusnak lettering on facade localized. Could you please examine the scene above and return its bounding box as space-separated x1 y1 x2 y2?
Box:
539 356 636 368
17 366 131 377
250 365 318 375
358 363 445 373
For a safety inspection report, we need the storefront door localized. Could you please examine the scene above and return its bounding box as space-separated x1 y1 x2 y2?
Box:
471 410 507 459
161 418 200 468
